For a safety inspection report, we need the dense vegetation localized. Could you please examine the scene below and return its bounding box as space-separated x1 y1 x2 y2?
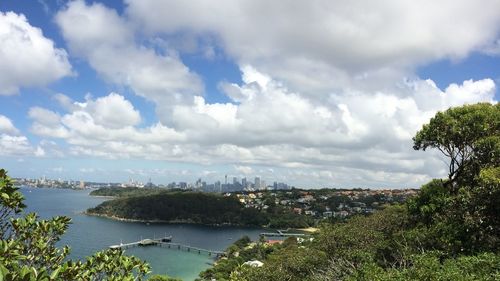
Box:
0 169 151 280
2 102 497 280
87 191 313 228
90 186 166 197
199 103 500 281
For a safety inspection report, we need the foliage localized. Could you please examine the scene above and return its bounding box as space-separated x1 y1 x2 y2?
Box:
199 236 275 281
237 246 328 281
88 191 313 228
90 187 166 198
413 103 500 188
0 169 150 280
200 102 500 281
407 179 449 225
147 274 182 281
350 252 500 281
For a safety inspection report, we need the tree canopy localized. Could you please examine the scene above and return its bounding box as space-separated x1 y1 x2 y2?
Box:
0 169 151 280
201 102 500 281
413 103 500 188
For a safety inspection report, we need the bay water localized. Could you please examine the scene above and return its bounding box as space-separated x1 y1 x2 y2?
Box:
20 187 265 280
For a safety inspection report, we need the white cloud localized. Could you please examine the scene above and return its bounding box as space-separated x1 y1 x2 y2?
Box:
86 93 141 129
0 135 35 156
15 0 497 187
0 11 72 95
26 71 496 187
234 165 254 175
125 0 500 94
55 0 203 123
482 38 500 56
0 115 44 157
0 115 19 135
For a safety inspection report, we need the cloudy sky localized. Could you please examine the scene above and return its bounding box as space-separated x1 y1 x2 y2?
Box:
0 0 499 188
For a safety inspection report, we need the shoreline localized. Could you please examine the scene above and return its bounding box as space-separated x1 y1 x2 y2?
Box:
85 212 315 234
295 227 320 233
89 195 117 199
84 212 262 228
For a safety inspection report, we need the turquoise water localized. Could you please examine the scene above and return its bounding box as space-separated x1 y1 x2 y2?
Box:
20 187 265 280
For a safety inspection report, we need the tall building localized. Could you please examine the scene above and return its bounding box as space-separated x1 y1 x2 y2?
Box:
254 177 261 189
233 177 239 185
242 177 247 188
79 180 85 189
225 175 228 185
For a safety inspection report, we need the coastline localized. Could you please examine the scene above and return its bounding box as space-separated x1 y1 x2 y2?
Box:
84 212 174 223
295 227 319 233
84 211 262 228
84 211 314 234
88 195 117 199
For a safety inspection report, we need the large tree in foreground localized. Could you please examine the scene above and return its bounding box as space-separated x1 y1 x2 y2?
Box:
0 169 150 280
413 103 500 190
411 102 500 253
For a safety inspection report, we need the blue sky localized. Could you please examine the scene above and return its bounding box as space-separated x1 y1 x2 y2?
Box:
0 0 499 188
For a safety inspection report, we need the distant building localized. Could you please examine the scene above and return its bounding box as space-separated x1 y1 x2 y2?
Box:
79 180 85 189
254 177 261 189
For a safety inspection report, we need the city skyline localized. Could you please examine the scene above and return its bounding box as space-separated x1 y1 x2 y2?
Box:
0 1 499 188
17 173 292 191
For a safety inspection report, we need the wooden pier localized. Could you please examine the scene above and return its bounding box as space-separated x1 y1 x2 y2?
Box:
156 242 225 257
260 230 308 238
109 236 224 257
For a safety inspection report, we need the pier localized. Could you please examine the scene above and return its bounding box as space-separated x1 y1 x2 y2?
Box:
260 230 308 238
109 236 225 257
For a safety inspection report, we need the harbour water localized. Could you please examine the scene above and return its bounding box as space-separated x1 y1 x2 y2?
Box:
20 187 265 280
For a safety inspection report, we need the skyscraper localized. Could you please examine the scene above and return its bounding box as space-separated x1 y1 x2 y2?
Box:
254 177 261 189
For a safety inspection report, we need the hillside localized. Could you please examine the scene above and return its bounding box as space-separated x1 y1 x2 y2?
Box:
199 103 500 280
89 186 166 197
86 191 312 227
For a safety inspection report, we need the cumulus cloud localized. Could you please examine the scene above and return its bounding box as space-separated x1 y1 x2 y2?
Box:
17 0 500 187
26 69 496 187
125 0 500 94
0 115 42 157
234 165 254 175
86 93 141 129
0 135 34 156
0 115 19 135
0 11 72 95
28 93 185 159
55 0 203 123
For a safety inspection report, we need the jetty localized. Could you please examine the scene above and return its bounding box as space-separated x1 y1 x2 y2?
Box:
260 230 308 238
109 236 225 257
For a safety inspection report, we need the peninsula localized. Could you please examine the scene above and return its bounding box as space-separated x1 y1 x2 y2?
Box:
86 190 313 228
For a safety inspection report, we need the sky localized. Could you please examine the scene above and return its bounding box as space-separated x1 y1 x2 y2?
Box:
0 0 499 188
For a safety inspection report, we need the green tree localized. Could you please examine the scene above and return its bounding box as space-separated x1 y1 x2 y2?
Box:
413 103 500 189
0 169 150 280
147 274 181 281
410 103 500 254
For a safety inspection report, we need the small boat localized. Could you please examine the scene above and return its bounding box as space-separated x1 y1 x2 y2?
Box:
160 236 172 242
